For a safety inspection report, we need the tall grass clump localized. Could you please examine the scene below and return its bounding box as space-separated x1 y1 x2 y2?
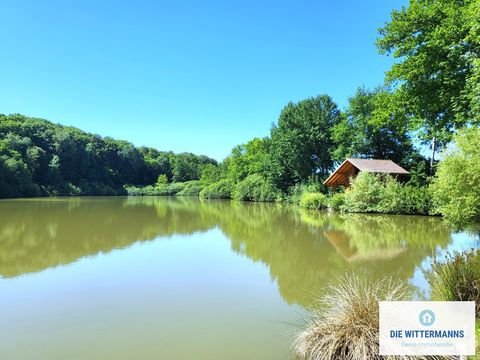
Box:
429 248 480 317
294 275 414 360
300 192 327 210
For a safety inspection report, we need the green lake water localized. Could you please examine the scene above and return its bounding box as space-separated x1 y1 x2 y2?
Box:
0 197 478 360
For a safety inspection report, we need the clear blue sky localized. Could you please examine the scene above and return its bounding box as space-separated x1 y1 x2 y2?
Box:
0 0 406 161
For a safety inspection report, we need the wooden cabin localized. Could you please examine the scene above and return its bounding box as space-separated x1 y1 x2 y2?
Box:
323 158 409 189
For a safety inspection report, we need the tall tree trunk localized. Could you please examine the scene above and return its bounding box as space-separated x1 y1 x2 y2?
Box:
430 135 436 171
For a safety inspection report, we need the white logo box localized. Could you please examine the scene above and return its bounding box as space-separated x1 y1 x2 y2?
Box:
379 301 476 356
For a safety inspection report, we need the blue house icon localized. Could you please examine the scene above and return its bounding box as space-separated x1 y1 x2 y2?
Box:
419 310 435 326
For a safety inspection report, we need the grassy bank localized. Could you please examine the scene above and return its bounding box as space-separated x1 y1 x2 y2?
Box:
295 249 480 360
294 275 410 360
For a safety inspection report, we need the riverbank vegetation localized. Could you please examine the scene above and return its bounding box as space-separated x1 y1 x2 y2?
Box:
429 248 480 359
0 114 217 197
295 249 480 359
430 249 480 317
430 127 480 227
294 275 410 360
1 0 479 229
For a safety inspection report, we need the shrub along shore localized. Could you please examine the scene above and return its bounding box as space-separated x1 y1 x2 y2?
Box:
126 126 480 229
1 114 479 228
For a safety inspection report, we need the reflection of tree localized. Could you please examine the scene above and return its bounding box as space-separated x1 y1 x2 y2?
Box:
320 214 452 267
0 197 216 277
217 209 452 308
0 198 454 309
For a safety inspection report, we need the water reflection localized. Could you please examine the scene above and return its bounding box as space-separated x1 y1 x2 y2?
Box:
0 197 473 308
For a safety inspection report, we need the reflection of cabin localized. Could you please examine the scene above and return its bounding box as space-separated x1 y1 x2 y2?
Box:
323 230 407 262
323 158 409 189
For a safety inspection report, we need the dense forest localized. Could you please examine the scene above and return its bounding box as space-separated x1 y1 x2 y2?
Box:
0 114 216 197
1 0 479 224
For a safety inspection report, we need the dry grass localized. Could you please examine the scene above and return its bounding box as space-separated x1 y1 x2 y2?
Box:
293 275 456 360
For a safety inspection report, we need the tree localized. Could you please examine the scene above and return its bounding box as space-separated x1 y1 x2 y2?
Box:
270 95 342 191
224 137 272 183
377 0 480 168
200 163 222 184
156 174 168 186
0 114 217 198
332 87 420 168
172 152 217 182
430 126 480 226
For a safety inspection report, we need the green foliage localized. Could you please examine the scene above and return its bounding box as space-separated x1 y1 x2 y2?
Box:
176 181 204 196
429 249 480 318
125 182 192 196
431 127 480 226
286 182 323 205
377 0 480 160
343 172 431 215
269 95 342 191
343 172 384 213
199 179 234 199
156 174 168 186
233 174 280 202
0 114 216 198
332 87 418 168
200 163 222 184
406 159 431 187
172 152 217 183
475 321 480 360
328 192 345 211
299 192 327 210
224 137 272 183
400 185 433 216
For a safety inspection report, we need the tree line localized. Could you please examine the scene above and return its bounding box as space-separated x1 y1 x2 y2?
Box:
0 114 216 197
1 0 479 224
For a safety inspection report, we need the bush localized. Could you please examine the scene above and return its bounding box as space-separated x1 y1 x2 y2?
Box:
400 185 432 215
176 181 203 196
431 127 480 226
328 192 345 211
199 179 234 199
429 249 480 317
287 183 323 205
342 172 431 215
156 174 168 186
300 192 327 210
125 182 187 196
233 174 280 202
294 275 409 360
342 172 384 213
375 176 401 213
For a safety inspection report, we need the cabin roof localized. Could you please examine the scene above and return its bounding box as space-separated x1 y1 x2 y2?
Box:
345 158 410 174
323 158 409 187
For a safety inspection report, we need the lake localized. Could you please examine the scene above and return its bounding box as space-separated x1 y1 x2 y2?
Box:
0 197 478 360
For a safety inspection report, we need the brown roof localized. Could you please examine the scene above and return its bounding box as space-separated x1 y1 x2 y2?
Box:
323 158 409 187
346 158 409 174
